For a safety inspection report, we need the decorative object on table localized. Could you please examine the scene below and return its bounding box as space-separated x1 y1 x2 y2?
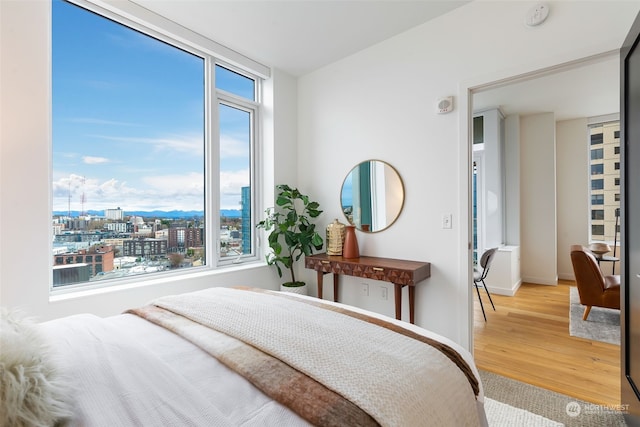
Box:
588 242 611 257
326 219 346 256
256 184 323 293
342 225 359 259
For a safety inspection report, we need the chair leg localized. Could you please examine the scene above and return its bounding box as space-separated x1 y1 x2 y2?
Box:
474 283 487 321
583 306 592 321
481 279 496 311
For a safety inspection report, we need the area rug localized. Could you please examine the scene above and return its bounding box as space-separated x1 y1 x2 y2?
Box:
569 286 620 345
484 397 563 426
480 370 627 427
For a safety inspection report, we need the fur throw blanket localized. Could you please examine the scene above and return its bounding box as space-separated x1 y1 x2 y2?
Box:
0 309 71 427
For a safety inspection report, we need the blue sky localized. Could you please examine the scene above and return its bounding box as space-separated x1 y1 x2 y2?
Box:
52 0 251 213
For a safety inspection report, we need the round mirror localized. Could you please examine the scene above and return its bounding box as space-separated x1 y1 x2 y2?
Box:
340 160 404 233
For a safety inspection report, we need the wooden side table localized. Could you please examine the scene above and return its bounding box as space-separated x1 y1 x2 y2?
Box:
304 253 431 324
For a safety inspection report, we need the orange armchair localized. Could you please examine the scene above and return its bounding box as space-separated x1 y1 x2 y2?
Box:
570 245 620 320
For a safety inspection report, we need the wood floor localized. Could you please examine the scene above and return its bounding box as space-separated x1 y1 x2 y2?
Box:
473 280 620 406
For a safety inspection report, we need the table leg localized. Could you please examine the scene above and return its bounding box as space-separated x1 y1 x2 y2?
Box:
408 285 415 324
333 274 339 302
394 283 402 321
316 271 324 299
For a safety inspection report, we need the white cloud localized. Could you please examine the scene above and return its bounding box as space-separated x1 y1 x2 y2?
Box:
83 156 110 164
68 117 138 127
92 133 203 155
143 172 204 196
220 134 249 159
220 169 250 210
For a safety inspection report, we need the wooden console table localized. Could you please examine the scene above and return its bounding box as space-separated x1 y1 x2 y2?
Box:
304 253 431 324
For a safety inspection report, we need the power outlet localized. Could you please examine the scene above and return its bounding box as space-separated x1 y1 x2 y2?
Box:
381 286 388 300
361 283 369 297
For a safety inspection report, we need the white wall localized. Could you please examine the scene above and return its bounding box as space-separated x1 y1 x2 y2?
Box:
296 1 638 347
556 118 590 280
0 0 298 321
520 113 558 285
480 108 505 250
504 115 521 246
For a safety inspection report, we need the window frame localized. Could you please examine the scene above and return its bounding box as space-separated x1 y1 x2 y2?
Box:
215 85 261 265
50 0 264 293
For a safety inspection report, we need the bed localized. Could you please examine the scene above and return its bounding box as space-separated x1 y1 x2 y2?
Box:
2 286 488 427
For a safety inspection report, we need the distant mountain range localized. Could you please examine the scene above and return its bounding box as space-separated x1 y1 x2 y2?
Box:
53 209 241 218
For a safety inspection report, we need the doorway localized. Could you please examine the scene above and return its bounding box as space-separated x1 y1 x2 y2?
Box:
466 51 621 393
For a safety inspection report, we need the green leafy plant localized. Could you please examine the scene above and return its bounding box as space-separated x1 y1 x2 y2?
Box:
256 184 323 287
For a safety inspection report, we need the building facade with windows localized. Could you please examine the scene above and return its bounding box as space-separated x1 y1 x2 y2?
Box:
589 121 620 244
122 238 167 258
168 226 203 253
104 208 124 221
53 245 115 281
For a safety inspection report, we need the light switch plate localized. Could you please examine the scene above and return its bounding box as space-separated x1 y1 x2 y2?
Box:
442 214 452 229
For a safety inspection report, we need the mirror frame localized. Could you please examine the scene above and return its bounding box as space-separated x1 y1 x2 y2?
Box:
340 160 405 233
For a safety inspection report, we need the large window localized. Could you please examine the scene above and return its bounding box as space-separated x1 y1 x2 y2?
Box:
589 121 620 243
52 0 260 288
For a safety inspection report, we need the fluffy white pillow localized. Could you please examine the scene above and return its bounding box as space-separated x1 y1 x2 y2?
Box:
1 309 71 427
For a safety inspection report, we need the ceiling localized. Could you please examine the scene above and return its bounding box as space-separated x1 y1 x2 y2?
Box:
473 53 620 122
130 0 619 121
130 0 470 77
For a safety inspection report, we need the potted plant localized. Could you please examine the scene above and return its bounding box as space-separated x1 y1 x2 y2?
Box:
257 184 324 293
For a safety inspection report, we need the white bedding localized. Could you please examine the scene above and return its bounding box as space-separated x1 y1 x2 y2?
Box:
41 313 309 427
39 288 488 427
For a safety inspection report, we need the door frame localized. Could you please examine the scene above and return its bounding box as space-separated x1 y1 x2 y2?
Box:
620 11 640 423
458 50 619 351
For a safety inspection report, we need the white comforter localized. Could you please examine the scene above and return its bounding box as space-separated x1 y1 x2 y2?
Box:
40 289 488 427
41 313 310 426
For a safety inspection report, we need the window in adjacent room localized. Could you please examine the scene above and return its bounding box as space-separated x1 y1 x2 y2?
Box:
51 0 260 289
588 121 620 243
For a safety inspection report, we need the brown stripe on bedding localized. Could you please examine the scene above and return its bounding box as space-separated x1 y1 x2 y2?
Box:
240 286 480 398
127 305 379 427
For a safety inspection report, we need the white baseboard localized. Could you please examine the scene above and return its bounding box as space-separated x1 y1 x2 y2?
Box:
487 279 522 297
557 272 575 281
520 275 558 286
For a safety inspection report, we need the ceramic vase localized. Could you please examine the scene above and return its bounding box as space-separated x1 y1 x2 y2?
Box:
342 225 359 259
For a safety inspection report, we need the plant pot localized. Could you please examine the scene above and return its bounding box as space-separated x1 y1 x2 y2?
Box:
280 282 308 295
